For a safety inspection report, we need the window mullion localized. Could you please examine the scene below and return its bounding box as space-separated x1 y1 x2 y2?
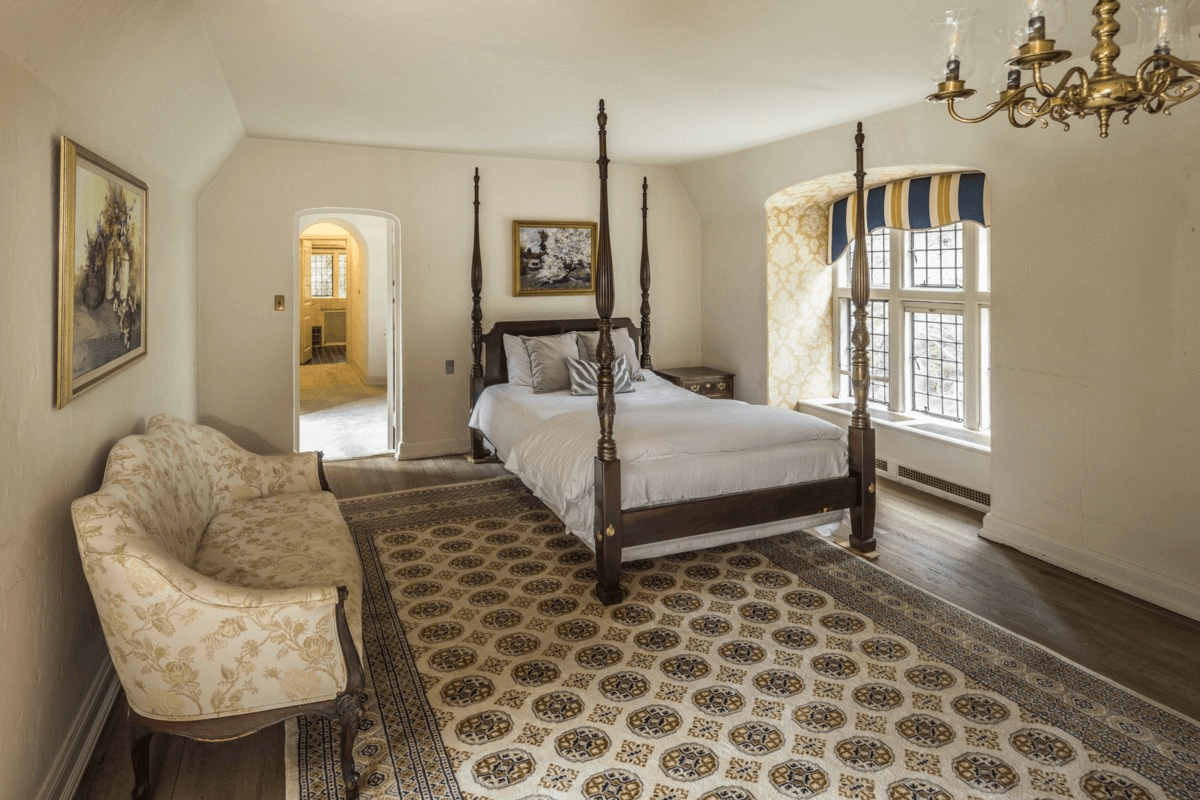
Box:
962 226 980 430
888 230 904 412
962 303 980 430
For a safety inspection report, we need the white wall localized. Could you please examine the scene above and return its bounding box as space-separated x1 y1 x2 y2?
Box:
0 3 242 797
199 140 702 457
676 102 1200 621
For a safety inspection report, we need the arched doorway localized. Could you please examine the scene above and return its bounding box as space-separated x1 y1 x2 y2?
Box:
294 209 402 460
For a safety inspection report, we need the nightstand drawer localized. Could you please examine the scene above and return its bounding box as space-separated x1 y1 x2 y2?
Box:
653 367 735 399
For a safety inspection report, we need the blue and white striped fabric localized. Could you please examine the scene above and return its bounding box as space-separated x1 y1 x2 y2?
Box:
566 354 635 396
827 172 990 264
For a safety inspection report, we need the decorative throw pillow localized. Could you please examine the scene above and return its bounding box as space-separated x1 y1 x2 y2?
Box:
523 333 580 393
566 354 635 396
576 328 643 380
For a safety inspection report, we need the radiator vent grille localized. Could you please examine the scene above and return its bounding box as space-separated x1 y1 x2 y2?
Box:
875 458 889 471
322 309 347 345
898 465 991 507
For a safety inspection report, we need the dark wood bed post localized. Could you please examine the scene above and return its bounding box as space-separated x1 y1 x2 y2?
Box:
847 123 878 553
639 177 652 370
467 167 492 463
593 100 624 605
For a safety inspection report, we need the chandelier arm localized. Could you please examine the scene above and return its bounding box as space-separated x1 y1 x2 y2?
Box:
1015 95 1071 130
1006 104 1039 128
945 94 1021 124
1156 79 1200 114
1031 63 1090 103
1134 59 1175 98
1136 53 1200 82
1134 54 1200 114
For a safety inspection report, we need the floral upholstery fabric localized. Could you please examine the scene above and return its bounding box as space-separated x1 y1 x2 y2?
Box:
71 414 362 723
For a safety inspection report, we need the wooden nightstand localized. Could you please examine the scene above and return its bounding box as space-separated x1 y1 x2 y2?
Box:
653 366 735 399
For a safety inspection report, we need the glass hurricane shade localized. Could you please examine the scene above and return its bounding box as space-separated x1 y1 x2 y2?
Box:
992 22 1027 92
930 8 979 82
1134 0 1191 59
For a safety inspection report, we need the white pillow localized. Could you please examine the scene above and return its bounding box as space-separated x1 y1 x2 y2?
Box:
503 334 533 386
576 328 643 380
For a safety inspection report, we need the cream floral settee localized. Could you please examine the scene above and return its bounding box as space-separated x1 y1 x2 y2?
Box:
71 414 364 800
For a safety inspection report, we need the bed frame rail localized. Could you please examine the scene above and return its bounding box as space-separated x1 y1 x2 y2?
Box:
620 476 858 546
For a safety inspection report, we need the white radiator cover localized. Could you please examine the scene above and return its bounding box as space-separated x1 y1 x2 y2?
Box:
322 308 347 345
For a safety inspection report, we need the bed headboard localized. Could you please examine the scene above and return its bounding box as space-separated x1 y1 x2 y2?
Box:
480 317 640 388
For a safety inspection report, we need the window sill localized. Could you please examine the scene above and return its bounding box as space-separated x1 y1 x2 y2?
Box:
797 399 991 455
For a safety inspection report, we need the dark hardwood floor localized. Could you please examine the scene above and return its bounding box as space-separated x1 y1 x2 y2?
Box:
72 455 1200 800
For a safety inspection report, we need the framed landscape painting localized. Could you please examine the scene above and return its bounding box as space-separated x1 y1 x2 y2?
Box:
56 137 148 408
512 220 597 296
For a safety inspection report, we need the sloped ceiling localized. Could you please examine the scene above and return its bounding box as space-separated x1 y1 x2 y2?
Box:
0 0 243 189
194 0 1013 165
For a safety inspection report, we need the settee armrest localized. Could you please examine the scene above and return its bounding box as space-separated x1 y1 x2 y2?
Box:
90 551 358 723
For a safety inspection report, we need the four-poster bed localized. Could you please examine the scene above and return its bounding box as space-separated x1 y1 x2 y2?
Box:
468 102 877 605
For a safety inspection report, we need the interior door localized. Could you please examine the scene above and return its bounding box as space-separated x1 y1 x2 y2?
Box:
387 219 400 455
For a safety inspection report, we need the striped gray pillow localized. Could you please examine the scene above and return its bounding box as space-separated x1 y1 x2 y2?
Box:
566 354 635 396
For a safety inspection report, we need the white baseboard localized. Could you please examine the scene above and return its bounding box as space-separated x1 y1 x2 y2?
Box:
396 436 471 461
981 513 1200 623
37 659 121 800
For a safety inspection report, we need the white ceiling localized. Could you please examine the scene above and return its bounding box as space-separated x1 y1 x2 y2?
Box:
194 0 1015 165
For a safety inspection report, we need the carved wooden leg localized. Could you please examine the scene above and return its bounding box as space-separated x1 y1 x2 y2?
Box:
331 587 365 800
336 693 363 800
847 427 877 553
129 712 154 800
594 458 624 605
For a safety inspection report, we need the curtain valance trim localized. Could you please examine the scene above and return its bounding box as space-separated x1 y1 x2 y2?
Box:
827 172 990 264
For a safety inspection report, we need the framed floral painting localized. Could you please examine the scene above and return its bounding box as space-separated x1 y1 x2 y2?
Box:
512 220 597 296
56 137 148 408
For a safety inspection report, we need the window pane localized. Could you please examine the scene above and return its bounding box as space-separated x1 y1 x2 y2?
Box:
310 254 333 298
909 310 964 421
844 228 890 289
842 298 889 407
338 253 347 298
909 223 963 288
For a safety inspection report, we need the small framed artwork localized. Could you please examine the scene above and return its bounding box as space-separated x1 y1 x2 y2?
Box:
56 136 148 408
512 220 597 296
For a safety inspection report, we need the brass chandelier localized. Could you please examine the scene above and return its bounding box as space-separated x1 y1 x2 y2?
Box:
926 1 1200 137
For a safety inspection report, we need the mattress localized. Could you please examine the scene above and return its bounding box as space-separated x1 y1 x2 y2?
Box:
468 373 849 558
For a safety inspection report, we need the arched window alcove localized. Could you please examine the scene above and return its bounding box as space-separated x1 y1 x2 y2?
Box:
763 164 976 410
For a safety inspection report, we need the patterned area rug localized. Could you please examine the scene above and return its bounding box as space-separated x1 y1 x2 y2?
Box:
288 476 1200 800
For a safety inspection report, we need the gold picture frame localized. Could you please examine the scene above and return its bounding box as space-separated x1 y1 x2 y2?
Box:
56 137 148 408
512 220 597 296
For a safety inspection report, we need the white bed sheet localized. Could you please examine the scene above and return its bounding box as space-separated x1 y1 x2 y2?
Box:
468 373 850 558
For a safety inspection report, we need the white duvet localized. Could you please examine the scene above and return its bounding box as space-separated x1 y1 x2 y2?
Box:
469 373 850 557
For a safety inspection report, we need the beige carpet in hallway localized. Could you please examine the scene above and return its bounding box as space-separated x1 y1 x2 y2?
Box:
299 363 389 460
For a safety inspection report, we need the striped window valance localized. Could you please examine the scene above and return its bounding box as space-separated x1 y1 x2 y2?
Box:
827 172 990 264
